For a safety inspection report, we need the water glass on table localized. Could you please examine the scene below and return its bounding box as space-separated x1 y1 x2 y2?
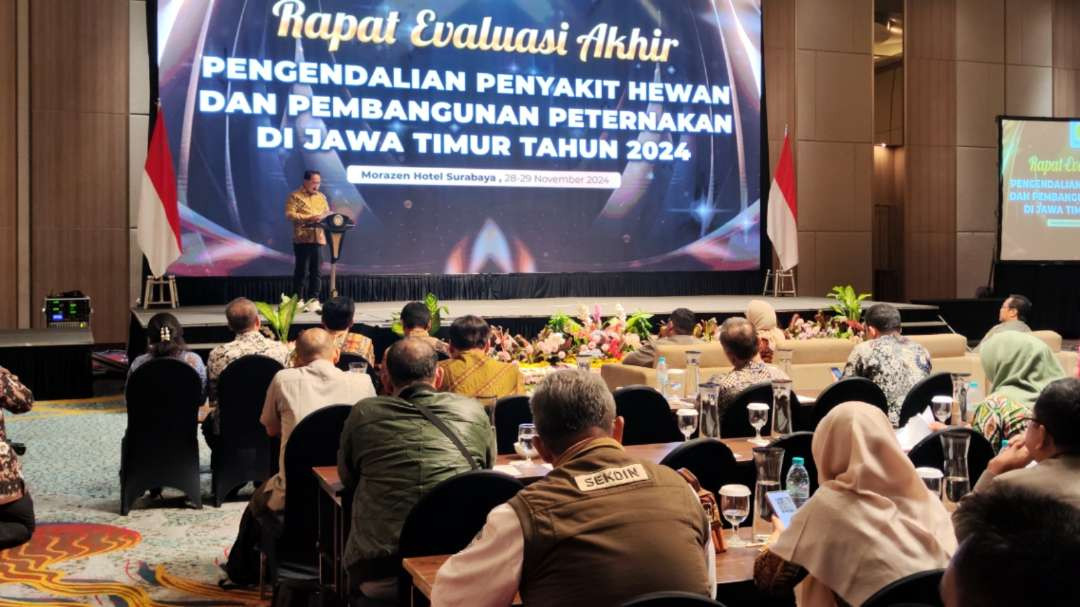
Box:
676 407 698 440
667 369 685 399
719 484 751 548
931 395 953 424
916 467 943 498
517 423 539 465
747 402 770 446
349 361 368 374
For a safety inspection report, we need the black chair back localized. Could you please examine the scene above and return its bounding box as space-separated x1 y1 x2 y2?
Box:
898 373 953 426
622 591 726 606
494 395 531 455
278 404 353 564
659 438 740 499
768 431 818 495
212 355 283 506
722 382 773 438
614 385 683 445
397 470 523 603
862 569 945 607
907 428 994 486
813 378 888 428
336 351 381 393
121 357 204 515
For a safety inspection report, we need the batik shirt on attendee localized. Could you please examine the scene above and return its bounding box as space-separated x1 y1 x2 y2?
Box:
842 335 931 426
704 361 788 437
0 368 32 502
207 330 290 405
439 350 525 402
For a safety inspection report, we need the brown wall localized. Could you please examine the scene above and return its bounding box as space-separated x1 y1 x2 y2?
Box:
29 0 129 342
0 1 17 328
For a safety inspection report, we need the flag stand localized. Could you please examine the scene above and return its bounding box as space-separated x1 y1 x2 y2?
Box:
762 269 797 297
142 275 178 309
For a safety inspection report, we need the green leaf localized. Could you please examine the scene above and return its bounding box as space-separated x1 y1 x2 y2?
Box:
391 320 404 336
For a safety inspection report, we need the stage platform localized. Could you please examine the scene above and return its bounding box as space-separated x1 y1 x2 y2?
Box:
128 296 941 364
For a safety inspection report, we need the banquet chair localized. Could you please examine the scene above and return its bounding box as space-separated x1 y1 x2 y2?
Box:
907 428 994 486
613 385 683 445
120 358 204 515
768 431 818 495
812 377 888 428
212 355 283 506
335 351 381 393
861 569 945 607
622 591 726 606
721 382 774 438
898 373 953 427
396 470 524 604
494 395 531 455
262 404 352 585
659 438 740 501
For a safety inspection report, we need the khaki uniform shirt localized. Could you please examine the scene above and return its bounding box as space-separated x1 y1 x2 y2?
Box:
285 187 329 244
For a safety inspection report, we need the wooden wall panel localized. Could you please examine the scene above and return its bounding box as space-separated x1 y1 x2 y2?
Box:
0 0 17 328
29 0 129 342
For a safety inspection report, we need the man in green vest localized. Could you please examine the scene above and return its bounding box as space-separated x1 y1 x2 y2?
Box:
431 369 716 607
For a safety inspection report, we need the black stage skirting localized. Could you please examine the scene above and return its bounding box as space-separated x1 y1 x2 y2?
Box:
0 329 93 400
171 271 763 307
994 262 1080 339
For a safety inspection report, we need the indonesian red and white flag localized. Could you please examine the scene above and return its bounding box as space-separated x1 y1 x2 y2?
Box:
767 132 798 270
136 105 182 277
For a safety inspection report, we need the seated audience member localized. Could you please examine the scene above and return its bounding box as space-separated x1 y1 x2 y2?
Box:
339 338 494 601
400 301 449 356
432 369 715 607
704 317 787 437
0 367 33 550
975 293 1032 351
971 332 1064 450
204 298 289 451
128 312 206 390
622 307 702 367
438 315 524 400
222 328 374 585
318 296 375 365
944 486 1080 607
755 402 956 605
842 303 931 426
973 377 1080 507
747 299 787 363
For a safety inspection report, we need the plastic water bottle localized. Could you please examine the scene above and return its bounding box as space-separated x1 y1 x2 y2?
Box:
786 457 810 508
967 381 983 405
656 357 669 398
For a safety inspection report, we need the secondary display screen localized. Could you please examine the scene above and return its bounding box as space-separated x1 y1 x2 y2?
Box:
157 0 763 275
1000 117 1080 262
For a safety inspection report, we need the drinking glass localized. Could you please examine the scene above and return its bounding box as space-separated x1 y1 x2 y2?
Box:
576 353 593 372
699 382 720 438
775 348 794 377
747 402 770 446
951 372 971 424
667 369 685 399
719 484 751 547
685 350 702 402
348 361 368 374
752 447 784 542
676 408 698 440
771 379 794 436
931 395 953 424
916 466 944 498
517 423 539 465
941 430 971 511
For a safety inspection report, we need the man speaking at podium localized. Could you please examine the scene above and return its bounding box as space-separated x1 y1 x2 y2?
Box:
285 170 328 310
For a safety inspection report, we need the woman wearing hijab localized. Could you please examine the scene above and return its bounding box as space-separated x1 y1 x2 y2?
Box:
754 402 957 606
127 312 207 391
746 299 787 363
973 331 1065 451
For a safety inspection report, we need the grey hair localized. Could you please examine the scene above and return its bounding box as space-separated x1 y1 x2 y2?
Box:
530 369 616 453
865 303 902 333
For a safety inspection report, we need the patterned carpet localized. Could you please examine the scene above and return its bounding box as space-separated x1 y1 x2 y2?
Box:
0 396 267 606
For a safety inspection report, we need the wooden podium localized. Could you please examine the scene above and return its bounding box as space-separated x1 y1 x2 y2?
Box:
320 213 355 298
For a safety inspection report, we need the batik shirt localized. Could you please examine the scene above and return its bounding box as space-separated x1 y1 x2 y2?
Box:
438 350 525 402
703 361 789 437
842 335 932 426
208 330 290 404
0 368 32 502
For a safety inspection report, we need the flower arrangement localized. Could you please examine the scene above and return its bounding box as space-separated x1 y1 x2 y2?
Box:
782 285 871 341
692 317 722 342
490 303 650 367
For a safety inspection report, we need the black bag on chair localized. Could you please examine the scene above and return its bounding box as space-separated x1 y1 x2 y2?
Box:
271 577 342 607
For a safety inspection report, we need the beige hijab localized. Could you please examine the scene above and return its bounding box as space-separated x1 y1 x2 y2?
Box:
746 299 787 349
770 402 957 607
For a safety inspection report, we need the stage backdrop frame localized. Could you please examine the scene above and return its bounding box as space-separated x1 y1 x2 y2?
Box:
143 1 773 304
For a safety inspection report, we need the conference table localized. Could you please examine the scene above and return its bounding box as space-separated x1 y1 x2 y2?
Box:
312 438 762 599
